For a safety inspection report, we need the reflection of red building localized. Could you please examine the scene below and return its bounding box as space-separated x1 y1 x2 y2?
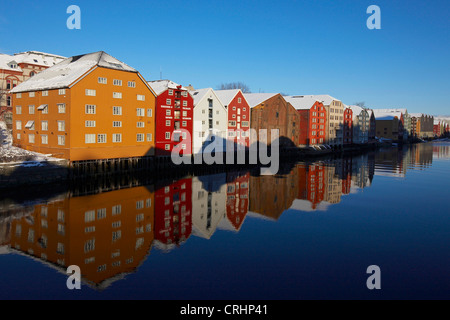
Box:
148 80 194 156
343 107 353 145
341 158 352 195
226 172 249 231
297 163 326 209
154 178 192 248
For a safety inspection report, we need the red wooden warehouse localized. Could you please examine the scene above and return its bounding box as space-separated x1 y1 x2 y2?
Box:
148 80 194 156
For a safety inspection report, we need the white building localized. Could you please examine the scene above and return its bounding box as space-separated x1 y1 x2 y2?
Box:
190 88 228 155
348 105 370 144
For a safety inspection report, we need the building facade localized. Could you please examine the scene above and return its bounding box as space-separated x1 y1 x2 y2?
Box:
148 80 194 156
284 95 327 147
343 106 353 145
0 51 65 125
11 51 156 161
348 105 370 144
190 88 228 155
245 93 300 148
215 89 251 148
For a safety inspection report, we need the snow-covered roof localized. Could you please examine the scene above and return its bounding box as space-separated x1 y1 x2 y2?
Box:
347 105 369 120
242 93 278 108
307 94 341 106
373 109 402 120
410 113 432 118
11 51 137 93
0 54 22 72
284 95 319 110
13 51 66 67
215 89 241 106
289 199 331 212
375 108 408 115
189 88 212 106
147 79 187 96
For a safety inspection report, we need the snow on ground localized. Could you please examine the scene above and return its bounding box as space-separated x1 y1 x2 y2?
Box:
0 121 62 164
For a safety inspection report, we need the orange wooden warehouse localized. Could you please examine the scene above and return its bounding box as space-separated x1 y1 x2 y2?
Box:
10 51 156 161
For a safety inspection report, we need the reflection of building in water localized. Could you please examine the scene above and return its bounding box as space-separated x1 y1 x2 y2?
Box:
8 187 154 289
323 165 342 204
297 162 326 210
191 173 227 239
374 147 407 178
351 154 374 191
223 172 250 232
249 168 298 220
433 144 450 159
154 178 192 250
408 143 433 168
341 158 353 195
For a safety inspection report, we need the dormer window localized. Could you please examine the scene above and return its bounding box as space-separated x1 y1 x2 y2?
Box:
9 63 18 69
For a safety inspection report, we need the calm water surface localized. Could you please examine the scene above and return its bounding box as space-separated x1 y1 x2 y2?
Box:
0 142 449 300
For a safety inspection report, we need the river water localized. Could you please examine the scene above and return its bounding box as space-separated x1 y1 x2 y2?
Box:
0 142 449 300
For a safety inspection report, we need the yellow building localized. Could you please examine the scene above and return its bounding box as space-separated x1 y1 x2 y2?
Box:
10 51 156 161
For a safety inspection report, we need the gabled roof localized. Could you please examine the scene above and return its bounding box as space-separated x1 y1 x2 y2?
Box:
242 93 278 108
347 105 369 120
147 79 187 96
0 54 22 72
373 109 402 120
189 88 213 106
11 51 137 93
13 51 66 67
284 95 320 110
308 94 341 106
376 108 408 115
215 89 242 106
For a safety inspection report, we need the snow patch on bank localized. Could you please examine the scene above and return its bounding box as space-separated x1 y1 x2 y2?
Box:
0 121 63 164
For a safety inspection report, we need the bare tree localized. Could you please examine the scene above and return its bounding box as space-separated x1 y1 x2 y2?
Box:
217 82 251 93
354 101 366 108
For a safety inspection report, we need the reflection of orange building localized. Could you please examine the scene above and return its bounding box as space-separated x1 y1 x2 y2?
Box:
154 178 192 249
297 163 326 210
226 172 250 231
9 186 154 288
341 158 352 195
249 168 298 220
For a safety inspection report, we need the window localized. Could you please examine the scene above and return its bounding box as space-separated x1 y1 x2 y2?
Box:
136 133 144 142
182 91 188 97
166 99 172 105
182 121 187 127
136 108 145 117
41 121 48 131
111 121 121 128
42 90 48 96
85 89 96 96
112 205 121 215
112 134 122 143
147 133 152 142
28 134 35 143
85 120 96 127
86 105 96 114
165 132 171 139
97 134 107 143
165 144 170 150
16 106 22 114
58 103 66 113
38 104 48 113
182 111 187 117
242 121 249 127
137 95 145 101
166 110 171 116
85 134 96 143
137 122 145 128
113 92 122 99
166 120 171 126
29 92 35 97
16 93 22 99
16 121 22 130
29 105 35 114
59 89 66 95
58 135 65 146
113 79 122 86
98 77 107 84
168 89 174 96
25 121 35 130
147 109 152 117
183 101 187 107
128 81 136 88
57 121 65 132
229 121 236 127
113 106 122 115
238 97 242 103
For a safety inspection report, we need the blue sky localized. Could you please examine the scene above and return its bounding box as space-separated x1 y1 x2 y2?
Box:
1 0 449 114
